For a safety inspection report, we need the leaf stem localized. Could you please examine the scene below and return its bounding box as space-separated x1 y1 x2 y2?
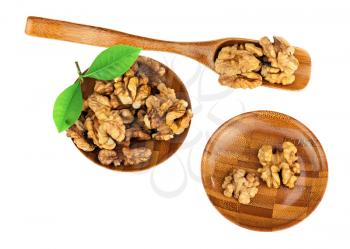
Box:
75 61 83 83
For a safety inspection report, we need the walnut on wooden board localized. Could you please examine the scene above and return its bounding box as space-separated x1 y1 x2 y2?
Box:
222 168 260 205
257 141 301 189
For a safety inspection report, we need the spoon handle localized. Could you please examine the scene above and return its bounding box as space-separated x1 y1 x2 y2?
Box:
25 16 213 67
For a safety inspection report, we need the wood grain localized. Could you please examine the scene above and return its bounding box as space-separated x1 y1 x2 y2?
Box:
25 16 311 90
201 111 327 231
76 56 191 172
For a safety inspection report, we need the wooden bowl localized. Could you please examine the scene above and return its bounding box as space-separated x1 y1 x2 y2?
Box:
74 56 192 172
201 111 328 231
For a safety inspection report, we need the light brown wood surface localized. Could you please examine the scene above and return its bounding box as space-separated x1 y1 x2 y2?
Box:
25 16 311 90
77 56 191 172
201 111 328 231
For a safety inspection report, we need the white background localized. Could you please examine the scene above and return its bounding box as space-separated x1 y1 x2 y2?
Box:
0 0 349 248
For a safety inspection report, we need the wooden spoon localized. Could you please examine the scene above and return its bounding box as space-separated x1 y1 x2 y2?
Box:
25 16 311 90
201 111 327 231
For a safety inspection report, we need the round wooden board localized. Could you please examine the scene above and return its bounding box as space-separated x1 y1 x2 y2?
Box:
201 111 328 231
75 56 191 172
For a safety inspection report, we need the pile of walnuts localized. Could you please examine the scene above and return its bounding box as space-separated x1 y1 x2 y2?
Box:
214 36 299 89
67 57 192 167
222 169 260 204
257 141 301 189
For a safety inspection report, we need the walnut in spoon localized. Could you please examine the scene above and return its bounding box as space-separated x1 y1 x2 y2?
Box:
214 36 300 89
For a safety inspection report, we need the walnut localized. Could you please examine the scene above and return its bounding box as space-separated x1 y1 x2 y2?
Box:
110 94 121 109
218 72 262 89
157 82 177 101
85 91 126 148
82 100 89 112
281 162 300 188
144 85 174 129
114 78 132 105
215 45 262 89
97 110 126 143
257 141 300 189
257 145 273 166
214 36 299 88
122 147 152 165
144 83 192 140
118 109 134 124
98 149 123 167
244 43 263 57
261 66 295 85
259 36 299 85
94 81 114 95
84 109 126 150
137 56 166 77
85 117 115 150
257 164 281 188
222 168 260 205
122 125 151 146
282 141 298 165
135 109 148 129
66 121 95 152
87 93 111 119
166 102 193 135
152 123 174 141
114 73 151 108
144 96 165 129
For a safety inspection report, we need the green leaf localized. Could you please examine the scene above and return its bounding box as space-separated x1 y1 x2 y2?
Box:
83 45 141 80
53 81 83 132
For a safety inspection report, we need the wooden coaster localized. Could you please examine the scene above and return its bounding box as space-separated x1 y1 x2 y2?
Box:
201 111 328 231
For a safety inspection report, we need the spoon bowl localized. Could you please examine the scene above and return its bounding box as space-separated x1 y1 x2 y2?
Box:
76 56 192 172
25 16 311 90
